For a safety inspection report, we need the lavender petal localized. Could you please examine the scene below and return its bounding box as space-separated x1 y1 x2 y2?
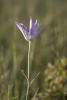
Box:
29 17 34 30
16 22 29 41
33 20 39 33
36 24 48 35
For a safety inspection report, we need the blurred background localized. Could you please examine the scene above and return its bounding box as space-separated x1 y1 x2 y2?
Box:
0 0 67 100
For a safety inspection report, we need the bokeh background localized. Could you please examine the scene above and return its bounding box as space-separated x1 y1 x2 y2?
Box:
0 0 67 100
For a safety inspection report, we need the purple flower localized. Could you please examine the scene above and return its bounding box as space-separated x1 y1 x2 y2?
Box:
16 17 46 41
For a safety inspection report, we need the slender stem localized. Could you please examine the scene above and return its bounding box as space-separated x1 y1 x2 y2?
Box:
28 41 31 79
26 41 31 100
26 81 29 100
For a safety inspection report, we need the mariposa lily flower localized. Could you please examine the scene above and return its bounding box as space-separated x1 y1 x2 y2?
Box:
16 17 46 41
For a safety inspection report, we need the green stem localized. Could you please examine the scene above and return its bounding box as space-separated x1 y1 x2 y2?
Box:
28 41 31 79
26 41 31 100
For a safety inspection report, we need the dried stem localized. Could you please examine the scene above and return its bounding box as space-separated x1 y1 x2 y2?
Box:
21 70 28 81
30 72 40 86
33 88 39 99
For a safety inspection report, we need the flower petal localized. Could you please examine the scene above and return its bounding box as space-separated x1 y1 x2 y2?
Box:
31 24 48 40
16 22 29 41
37 24 48 35
33 20 39 33
29 17 34 30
